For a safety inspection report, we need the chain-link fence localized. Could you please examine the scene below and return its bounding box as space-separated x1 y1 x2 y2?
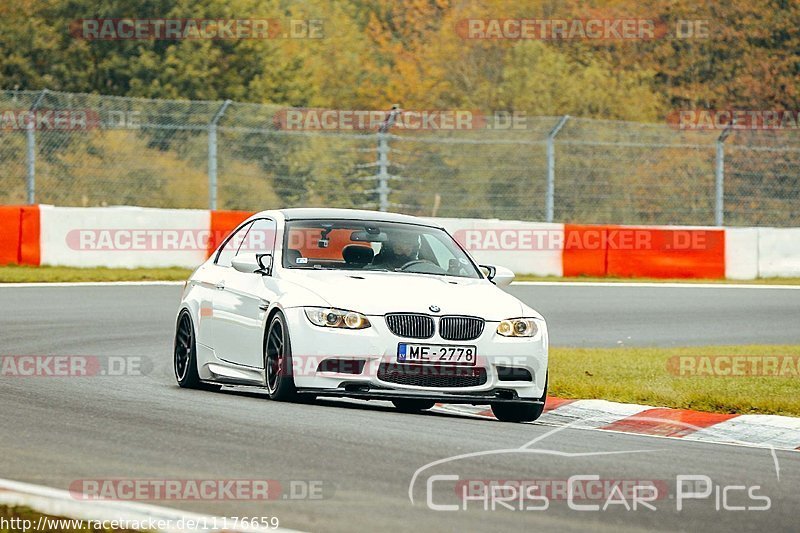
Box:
1 89 798 226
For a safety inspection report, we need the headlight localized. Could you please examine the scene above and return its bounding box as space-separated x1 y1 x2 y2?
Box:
496 318 538 337
304 307 371 329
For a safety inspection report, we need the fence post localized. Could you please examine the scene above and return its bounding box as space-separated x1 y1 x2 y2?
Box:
208 99 232 210
376 132 390 212
715 123 733 226
546 115 569 223
26 89 48 204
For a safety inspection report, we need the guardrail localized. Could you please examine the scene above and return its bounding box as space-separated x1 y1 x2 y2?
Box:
2 205 799 279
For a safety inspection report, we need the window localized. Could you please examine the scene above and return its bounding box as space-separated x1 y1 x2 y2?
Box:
282 219 480 278
237 218 277 257
422 234 455 270
215 221 253 268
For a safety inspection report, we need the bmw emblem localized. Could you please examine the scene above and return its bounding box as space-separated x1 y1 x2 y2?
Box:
429 305 440 313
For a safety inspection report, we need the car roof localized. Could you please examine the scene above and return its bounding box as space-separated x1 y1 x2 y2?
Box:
270 208 442 227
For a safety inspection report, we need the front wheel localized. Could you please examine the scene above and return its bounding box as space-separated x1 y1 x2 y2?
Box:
491 401 545 422
264 312 297 401
492 374 547 422
392 399 436 413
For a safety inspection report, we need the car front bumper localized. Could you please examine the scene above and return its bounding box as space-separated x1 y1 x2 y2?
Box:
284 307 548 403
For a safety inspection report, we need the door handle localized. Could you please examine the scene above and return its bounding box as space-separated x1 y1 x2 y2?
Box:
215 281 226 290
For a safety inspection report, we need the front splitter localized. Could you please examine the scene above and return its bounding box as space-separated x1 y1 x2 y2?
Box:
296 386 544 405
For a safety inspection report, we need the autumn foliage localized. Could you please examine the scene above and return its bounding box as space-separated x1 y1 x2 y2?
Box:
0 0 797 121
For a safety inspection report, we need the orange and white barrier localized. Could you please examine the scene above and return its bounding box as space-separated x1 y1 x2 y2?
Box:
756 228 800 278
562 224 726 279
38 205 210 268
1 205 798 280
427 218 564 277
724 228 759 280
0 205 40 266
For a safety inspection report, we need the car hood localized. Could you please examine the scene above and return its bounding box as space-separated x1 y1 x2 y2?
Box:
278 270 537 321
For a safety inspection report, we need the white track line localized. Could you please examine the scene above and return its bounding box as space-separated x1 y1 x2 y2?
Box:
2 280 798 289
0 281 185 288
513 281 800 289
0 478 300 533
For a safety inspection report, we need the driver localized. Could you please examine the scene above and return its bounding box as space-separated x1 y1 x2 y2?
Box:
372 232 420 270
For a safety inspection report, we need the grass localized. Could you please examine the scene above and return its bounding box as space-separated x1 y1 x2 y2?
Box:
549 345 800 417
0 505 142 532
0 265 192 283
516 274 800 285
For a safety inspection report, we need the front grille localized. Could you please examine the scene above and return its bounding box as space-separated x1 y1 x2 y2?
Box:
378 363 487 388
385 313 435 339
439 316 485 341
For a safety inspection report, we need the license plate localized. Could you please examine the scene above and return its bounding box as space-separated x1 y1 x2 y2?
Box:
397 343 477 366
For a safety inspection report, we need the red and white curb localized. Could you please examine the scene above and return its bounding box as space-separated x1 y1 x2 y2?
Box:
434 398 800 452
0 478 300 533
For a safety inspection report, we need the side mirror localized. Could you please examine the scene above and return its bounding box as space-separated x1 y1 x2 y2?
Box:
480 264 515 287
232 253 272 275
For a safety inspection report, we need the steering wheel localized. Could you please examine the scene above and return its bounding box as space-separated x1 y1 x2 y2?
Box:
397 259 447 274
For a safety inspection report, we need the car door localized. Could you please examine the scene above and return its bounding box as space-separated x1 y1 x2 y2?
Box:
212 217 279 368
196 221 253 350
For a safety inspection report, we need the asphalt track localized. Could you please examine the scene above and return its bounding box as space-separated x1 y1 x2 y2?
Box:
1 283 799 532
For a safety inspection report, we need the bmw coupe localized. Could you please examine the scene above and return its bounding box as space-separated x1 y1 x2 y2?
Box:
174 208 549 422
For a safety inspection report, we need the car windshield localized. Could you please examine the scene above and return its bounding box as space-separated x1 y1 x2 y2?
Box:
282 219 481 278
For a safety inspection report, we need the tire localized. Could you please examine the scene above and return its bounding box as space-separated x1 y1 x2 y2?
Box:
296 394 317 404
392 399 436 413
491 401 545 422
174 310 220 391
491 374 548 423
264 312 297 401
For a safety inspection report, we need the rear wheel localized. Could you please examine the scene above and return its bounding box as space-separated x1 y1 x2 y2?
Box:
265 312 297 401
174 311 219 391
392 399 436 413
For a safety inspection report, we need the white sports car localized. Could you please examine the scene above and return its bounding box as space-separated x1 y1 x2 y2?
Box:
174 208 549 422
